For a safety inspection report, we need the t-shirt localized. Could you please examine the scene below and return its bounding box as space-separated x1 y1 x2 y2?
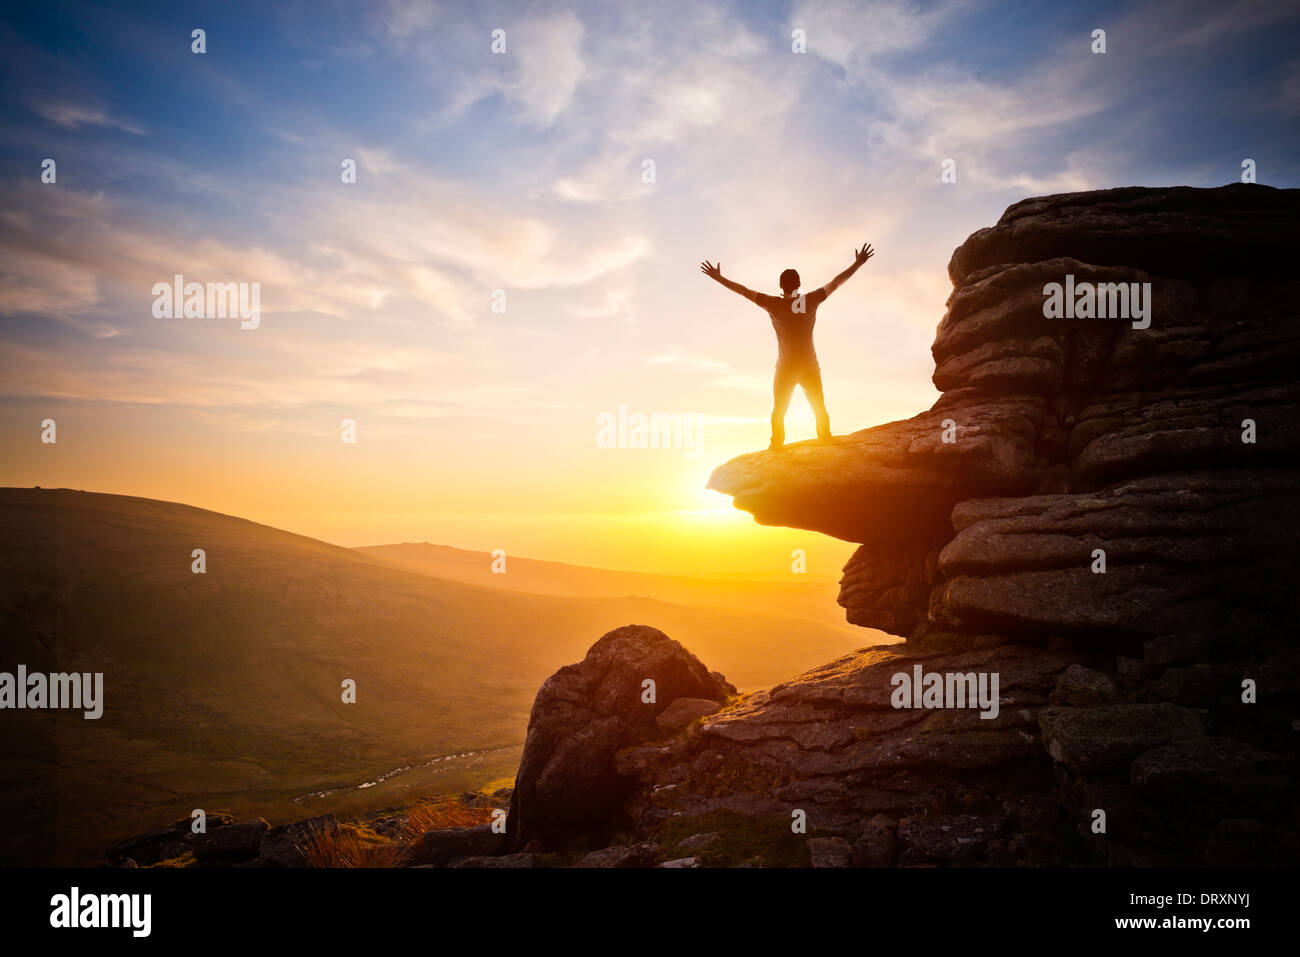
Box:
754 288 828 367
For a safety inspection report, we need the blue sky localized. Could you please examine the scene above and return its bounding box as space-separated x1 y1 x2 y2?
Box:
1 0 1297 573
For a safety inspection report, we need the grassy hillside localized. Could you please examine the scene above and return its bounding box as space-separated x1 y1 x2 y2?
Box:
0 488 871 864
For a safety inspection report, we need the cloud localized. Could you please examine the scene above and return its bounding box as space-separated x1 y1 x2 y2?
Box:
377 0 440 40
372 6 587 128
789 0 959 69
545 20 797 203
794 0 1300 196
646 348 732 374
33 101 145 135
508 12 587 125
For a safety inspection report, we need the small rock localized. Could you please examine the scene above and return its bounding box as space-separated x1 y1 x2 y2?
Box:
368 816 404 838
1143 635 1208 669
808 836 852 868
1003 792 1062 832
692 751 725 775
192 819 268 862
1116 657 1146 689
420 824 507 867
655 697 722 735
659 857 700 868
674 832 719 851
1050 665 1120 706
575 842 660 868
1149 665 1212 707
451 853 537 868
853 814 898 867
898 814 1007 863
260 814 338 868
1202 819 1299 868
563 835 593 854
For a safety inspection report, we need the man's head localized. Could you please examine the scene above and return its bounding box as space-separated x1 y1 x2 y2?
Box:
779 268 800 295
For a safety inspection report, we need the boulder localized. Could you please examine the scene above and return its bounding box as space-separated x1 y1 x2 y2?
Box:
507 625 734 851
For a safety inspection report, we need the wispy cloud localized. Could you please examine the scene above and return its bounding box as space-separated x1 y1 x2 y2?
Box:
33 100 145 134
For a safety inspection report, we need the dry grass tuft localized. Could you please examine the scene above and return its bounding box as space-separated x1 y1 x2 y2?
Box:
401 799 496 845
298 822 411 868
296 799 497 867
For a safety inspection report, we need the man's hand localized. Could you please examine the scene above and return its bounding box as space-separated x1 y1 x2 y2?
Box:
701 261 762 303
821 243 874 298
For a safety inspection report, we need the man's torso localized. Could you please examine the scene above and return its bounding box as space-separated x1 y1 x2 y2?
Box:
756 288 827 367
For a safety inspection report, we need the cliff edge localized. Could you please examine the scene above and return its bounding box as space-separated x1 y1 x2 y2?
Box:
501 185 1300 867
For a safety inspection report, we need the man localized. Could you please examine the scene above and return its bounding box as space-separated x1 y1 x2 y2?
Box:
701 243 873 450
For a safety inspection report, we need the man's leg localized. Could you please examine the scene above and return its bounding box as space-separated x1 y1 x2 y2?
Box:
770 365 796 450
800 366 832 440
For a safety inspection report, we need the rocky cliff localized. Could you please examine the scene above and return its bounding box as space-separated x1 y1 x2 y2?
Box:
504 185 1299 867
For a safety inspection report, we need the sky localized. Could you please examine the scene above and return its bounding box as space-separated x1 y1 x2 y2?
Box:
1 0 1297 578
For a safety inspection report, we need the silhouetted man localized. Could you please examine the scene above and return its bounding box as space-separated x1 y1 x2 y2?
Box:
701 243 873 450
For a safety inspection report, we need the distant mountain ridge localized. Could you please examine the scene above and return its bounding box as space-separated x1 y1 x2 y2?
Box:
357 542 859 634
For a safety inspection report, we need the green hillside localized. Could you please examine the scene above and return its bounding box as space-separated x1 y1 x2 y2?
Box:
0 488 867 864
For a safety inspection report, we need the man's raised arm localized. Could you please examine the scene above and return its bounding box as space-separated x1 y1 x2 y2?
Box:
819 243 874 298
700 261 762 303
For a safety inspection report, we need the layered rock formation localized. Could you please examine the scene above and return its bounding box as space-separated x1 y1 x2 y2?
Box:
507 185 1299 866
711 185 1300 646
